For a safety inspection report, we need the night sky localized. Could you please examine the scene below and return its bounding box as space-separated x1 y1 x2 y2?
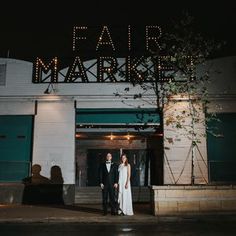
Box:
0 0 235 66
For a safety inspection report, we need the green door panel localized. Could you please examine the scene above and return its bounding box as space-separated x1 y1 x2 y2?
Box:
207 113 236 183
0 115 33 182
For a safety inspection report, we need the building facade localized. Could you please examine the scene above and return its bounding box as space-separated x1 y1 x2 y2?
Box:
0 56 235 206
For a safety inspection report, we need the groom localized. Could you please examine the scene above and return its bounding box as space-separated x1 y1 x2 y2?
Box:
99 153 118 215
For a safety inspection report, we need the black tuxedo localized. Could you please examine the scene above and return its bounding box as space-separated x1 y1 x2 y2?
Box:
99 162 118 214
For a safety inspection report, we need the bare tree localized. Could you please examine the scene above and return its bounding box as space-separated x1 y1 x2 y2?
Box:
115 13 223 184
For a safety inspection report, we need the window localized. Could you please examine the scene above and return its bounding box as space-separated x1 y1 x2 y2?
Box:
0 64 6 86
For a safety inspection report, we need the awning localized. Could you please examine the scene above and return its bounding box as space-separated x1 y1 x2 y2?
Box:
76 108 160 126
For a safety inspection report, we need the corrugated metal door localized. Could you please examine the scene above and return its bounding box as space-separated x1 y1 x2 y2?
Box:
0 115 33 182
207 113 236 183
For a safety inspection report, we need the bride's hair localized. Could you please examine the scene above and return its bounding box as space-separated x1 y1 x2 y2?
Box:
120 153 128 166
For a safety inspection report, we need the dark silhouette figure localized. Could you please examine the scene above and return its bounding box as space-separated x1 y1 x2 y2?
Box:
22 164 51 204
22 164 64 205
30 164 51 184
50 165 64 204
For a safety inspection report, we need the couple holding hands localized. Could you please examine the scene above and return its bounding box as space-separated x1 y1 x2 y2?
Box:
99 153 134 216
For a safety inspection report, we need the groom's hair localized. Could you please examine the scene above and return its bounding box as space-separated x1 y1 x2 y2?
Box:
106 152 112 160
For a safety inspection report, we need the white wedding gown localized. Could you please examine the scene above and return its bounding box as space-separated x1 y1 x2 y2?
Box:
118 164 134 215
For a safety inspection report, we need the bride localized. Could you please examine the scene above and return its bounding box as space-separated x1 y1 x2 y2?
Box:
118 153 134 216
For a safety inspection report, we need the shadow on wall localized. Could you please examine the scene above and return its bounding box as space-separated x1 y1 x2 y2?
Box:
22 164 64 205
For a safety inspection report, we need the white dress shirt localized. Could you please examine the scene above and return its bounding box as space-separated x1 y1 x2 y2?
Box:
106 162 111 172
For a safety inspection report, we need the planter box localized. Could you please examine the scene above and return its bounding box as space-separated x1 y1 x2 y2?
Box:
151 185 236 215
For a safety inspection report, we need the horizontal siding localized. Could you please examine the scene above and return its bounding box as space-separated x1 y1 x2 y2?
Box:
32 101 75 184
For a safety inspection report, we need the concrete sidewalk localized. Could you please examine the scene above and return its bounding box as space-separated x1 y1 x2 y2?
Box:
0 204 155 223
0 204 236 224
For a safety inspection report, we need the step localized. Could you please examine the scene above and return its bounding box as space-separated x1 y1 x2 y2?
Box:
74 186 150 204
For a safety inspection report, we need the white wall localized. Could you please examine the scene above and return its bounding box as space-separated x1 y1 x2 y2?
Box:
162 56 236 185
0 58 157 109
32 101 75 184
163 98 208 185
1 56 236 103
1 56 236 186
197 56 236 113
0 101 35 115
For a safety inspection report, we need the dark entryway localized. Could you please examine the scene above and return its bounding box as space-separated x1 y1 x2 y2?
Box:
87 149 119 186
85 147 162 187
75 108 163 188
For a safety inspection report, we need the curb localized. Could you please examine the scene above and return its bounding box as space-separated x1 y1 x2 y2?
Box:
1 215 236 224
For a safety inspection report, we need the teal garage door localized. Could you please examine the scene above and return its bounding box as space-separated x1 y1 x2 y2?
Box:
0 115 33 182
207 113 236 183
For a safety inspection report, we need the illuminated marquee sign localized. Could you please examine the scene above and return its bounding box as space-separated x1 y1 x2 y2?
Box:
33 25 195 83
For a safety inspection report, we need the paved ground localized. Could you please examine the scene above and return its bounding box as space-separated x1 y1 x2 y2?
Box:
0 203 236 224
0 203 155 223
1 222 236 236
1 204 236 235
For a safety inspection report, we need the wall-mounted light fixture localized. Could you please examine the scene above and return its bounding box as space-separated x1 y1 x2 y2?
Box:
44 83 56 94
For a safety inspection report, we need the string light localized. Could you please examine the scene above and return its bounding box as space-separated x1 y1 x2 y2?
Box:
32 25 199 84
73 26 87 51
65 56 88 82
126 56 145 82
128 25 131 51
96 26 116 51
98 57 117 82
157 56 174 82
34 57 58 83
33 56 196 84
146 25 162 51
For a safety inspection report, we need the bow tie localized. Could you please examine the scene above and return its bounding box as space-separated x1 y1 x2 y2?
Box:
106 161 111 164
